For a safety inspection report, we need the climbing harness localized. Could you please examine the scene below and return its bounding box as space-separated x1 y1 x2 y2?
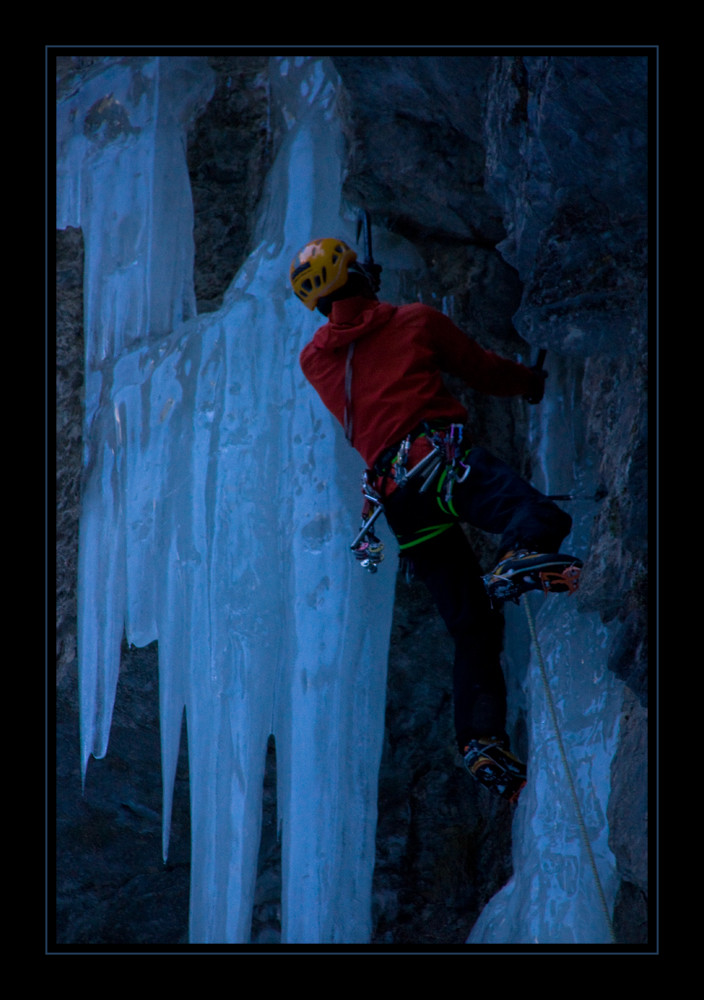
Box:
349 443 447 572
523 595 617 943
350 423 472 572
392 435 445 490
389 423 470 497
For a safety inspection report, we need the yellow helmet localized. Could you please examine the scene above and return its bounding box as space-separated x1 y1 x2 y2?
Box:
290 238 358 310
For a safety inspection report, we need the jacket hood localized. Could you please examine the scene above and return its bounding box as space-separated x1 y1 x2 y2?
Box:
312 298 397 350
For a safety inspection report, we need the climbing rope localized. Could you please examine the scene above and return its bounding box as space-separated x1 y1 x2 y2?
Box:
523 595 617 944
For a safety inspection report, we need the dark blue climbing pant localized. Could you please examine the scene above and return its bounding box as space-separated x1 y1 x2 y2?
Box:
383 446 573 749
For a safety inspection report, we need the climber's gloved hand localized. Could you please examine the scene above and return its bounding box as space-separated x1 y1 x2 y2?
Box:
523 365 548 405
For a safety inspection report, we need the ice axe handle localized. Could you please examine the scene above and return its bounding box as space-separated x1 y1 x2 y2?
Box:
356 210 381 293
357 210 372 264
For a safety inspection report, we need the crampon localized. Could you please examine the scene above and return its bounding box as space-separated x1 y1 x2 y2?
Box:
483 551 583 605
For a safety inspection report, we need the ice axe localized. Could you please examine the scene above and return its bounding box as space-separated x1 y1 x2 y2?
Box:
355 209 382 293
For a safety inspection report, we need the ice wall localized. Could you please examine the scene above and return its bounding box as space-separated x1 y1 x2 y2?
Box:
57 54 422 944
468 361 625 945
56 55 215 785
57 52 628 947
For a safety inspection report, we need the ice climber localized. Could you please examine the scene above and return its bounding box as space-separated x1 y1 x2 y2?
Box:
290 236 581 801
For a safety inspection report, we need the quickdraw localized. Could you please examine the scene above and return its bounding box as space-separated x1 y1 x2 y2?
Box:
350 471 386 573
391 423 471 498
432 424 471 511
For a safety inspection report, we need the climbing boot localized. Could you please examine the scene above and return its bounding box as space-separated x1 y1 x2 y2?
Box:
463 737 527 803
483 549 583 604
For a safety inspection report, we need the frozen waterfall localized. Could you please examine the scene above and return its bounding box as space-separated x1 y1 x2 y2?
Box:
468 367 625 945
56 54 423 944
57 53 628 947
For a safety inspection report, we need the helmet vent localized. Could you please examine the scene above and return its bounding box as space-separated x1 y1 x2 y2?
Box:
290 237 356 309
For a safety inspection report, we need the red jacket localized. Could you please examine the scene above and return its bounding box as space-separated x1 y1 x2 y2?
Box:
300 297 537 469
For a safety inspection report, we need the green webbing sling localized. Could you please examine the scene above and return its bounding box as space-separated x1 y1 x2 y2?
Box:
398 521 454 551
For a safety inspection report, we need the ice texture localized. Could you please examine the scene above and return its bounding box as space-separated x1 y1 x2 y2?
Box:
57 54 426 943
468 366 625 946
57 56 216 782
58 53 626 946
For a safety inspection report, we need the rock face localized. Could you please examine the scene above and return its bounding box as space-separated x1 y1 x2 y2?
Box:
55 53 650 947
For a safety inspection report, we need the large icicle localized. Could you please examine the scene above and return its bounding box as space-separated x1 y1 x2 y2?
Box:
57 55 216 779
57 54 420 943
